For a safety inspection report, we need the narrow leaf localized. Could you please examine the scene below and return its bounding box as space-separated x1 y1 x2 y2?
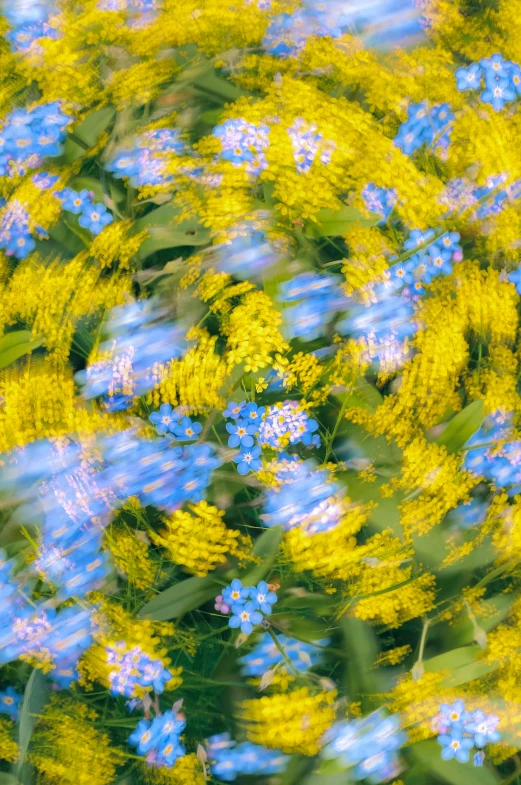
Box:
0 332 35 351
0 339 43 370
14 669 48 781
239 526 282 585
137 574 221 621
435 400 485 453
305 206 380 238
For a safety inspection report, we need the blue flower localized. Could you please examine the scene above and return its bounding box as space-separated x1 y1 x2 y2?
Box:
481 53 512 81
239 632 326 677
223 401 247 420
171 416 202 440
233 445 262 475
58 188 92 214
249 581 277 614
466 710 501 748
322 710 406 780
0 687 22 719
510 63 521 94
362 183 397 223
128 718 157 755
213 119 270 175
149 403 177 434
481 78 515 111
508 265 521 294
226 419 257 448
228 601 263 635
222 579 249 608
78 202 113 235
242 402 265 426
438 726 474 763
455 63 483 91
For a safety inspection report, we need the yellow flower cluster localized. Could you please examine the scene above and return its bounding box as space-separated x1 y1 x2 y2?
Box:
223 290 289 372
152 501 252 577
283 499 371 580
140 754 205 785
0 717 18 763
106 525 159 589
30 697 125 785
89 220 147 269
240 687 337 755
147 329 228 413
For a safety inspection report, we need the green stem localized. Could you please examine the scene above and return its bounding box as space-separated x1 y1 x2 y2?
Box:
265 626 300 678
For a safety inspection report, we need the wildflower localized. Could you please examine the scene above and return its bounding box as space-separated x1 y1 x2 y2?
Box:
149 403 177 434
249 581 277 615
226 419 257 448
287 118 335 174
233 445 262 475
262 460 346 534
229 601 263 635
222 579 249 608
466 710 501 748
438 726 474 763
481 79 516 112
57 188 92 215
239 632 326 677
362 183 397 223
207 733 288 782
213 119 270 176
78 203 114 235
223 401 247 420
455 63 483 91
171 416 202 441
322 711 406 781
257 401 320 450
0 687 22 720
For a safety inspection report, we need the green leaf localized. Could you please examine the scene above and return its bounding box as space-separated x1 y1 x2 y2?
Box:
315 758 349 776
136 224 210 260
0 334 43 370
410 740 501 784
239 526 282 585
304 206 380 238
64 106 115 162
199 109 223 125
14 669 48 782
0 775 22 785
434 400 485 453
423 645 499 688
133 204 182 231
282 592 336 616
137 574 221 621
341 618 381 708
303 770 352 785
0 331 34 351
192 70 245 102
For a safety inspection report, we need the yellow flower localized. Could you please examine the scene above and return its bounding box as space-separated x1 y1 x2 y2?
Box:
240 687 337 755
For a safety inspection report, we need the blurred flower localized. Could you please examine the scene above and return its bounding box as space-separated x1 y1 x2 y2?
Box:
322 710 406 783
207 733 288 782
106 643 173 698
0 687 22 720
262 460 346 534
128 709 186 767
213 119 270 176
394 101 454 157
257 400 319 450
239 632 327 677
